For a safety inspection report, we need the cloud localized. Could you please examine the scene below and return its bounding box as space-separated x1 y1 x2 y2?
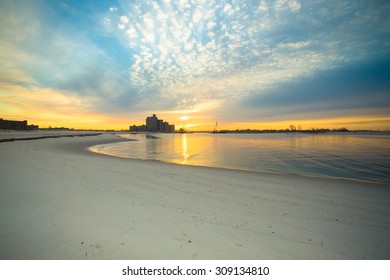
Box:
239 57 390 120
125 25 138 39
101 0 390 121
120 15 129 24
207 21 216 29
0 0 139 116
223 3 234 16
0 82 108 128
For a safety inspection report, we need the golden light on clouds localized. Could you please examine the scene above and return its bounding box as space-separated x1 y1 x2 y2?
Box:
0 84 118 129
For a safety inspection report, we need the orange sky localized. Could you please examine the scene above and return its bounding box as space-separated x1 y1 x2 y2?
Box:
4 112 387 131
1 83 388 130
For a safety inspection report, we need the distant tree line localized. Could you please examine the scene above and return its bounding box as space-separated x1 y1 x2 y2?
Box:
212 126 349 134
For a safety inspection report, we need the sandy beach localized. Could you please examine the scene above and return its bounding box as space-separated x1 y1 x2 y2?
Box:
0 132 389 260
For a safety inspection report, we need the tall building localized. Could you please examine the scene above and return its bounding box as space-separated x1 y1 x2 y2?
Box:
157 120 164 132
146 114 158 132
163 121 169 133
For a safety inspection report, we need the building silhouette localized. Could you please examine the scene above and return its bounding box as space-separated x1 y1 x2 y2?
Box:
146 114 158 132
0 118 39 130
130 114 175 133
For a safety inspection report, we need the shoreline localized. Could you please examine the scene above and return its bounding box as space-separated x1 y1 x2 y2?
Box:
0 133 389 259
88 135 390 186
3 131 389 185
93 149 390 187
0 132 103 143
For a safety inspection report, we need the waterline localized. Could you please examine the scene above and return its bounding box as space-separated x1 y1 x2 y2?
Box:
90 132 390 184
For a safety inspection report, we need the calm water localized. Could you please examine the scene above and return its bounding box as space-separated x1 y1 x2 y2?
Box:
91 133 390 184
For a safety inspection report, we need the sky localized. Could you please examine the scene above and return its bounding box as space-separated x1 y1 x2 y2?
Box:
1 0 390 130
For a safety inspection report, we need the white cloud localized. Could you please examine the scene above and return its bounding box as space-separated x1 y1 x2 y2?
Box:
102 17 111 28
223 3 234 16
125 26 138 39
207 21 216 29
278 41 312 49
258 0 268 13
142 13 154 29
143 31 155 43
120 15 129 24
274 0 301 12
203 8 215 21
274 0 287 11
178 0 188 10
193 9 202 23
289 0 301 12
156 8 168 23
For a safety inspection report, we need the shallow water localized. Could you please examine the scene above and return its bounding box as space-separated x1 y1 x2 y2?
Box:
91 132 390 184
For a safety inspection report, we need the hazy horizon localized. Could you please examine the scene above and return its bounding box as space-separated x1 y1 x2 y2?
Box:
1 0 389 131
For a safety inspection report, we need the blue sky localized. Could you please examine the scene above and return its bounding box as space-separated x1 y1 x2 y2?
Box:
1 0 389 129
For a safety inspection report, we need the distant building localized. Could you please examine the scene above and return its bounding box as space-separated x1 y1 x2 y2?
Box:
146 114 158 132
129 114 175 133
0 118 38 130
48 127 70 131
168 124 175 133
130 124 146 132
129 125 138 132
28 124 39 130
157 119 164 132
163 121 169 133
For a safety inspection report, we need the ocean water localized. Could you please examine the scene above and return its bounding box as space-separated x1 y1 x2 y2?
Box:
90 132 390 184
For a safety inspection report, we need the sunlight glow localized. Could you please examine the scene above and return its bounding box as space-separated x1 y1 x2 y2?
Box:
181 134 189 164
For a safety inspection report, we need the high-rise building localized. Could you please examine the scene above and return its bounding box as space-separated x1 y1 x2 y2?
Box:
157 119 164 132
146 114 158 132
163 121 169 133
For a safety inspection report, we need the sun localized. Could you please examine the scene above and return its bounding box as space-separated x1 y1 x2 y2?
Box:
181 116 189 121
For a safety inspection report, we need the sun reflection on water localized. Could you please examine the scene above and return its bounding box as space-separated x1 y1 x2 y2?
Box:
181 134 189 164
